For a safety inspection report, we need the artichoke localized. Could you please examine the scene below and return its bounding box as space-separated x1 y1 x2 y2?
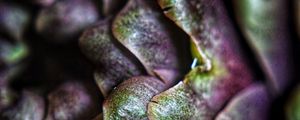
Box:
0 0 299 120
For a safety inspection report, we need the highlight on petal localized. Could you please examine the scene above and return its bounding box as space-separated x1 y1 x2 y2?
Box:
233 0 293 94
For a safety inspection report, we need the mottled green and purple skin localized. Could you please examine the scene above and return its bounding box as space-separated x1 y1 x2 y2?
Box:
0 90 45 120
234 0 293 94
79 19 146 96
113 0 183 88
103 76 166 120
285 84 300 120
0 2 30 41
45 81 101 120
0 38 29 113
0 39 29 69
149 0 254 119
216 83 271 120
36 0 99 43
148 81 202 120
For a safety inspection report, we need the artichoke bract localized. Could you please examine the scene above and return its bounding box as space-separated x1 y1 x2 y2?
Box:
113 0 182 88
0 3 30 41
103 76 167 120
0 85 17 112
233 0 293 94
0 38 29 83
45 81 101 120
286 84 300 120
79 19 146 96
0 90 45 120
147 0 254 119
36 0 99 43
148 81 201 120
216 83 271 120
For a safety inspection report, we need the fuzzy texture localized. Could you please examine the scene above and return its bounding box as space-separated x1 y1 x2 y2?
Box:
103 76 166 120
36 0 99 42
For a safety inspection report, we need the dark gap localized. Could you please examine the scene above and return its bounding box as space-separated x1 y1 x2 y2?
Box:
42 96 49 120
108 20 148 76
162 6 173 12
213 1 270 118
150 100 159 104
269 0 300 119
155 1 193 81
223 0 266 82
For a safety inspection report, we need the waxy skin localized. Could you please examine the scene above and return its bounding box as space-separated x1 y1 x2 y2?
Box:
233 0 293 94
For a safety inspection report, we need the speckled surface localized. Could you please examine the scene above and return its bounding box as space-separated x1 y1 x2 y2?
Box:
112 0 182 87
103 76 166 120
45 81 100 120
155 0 254 119
79 19 145 96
